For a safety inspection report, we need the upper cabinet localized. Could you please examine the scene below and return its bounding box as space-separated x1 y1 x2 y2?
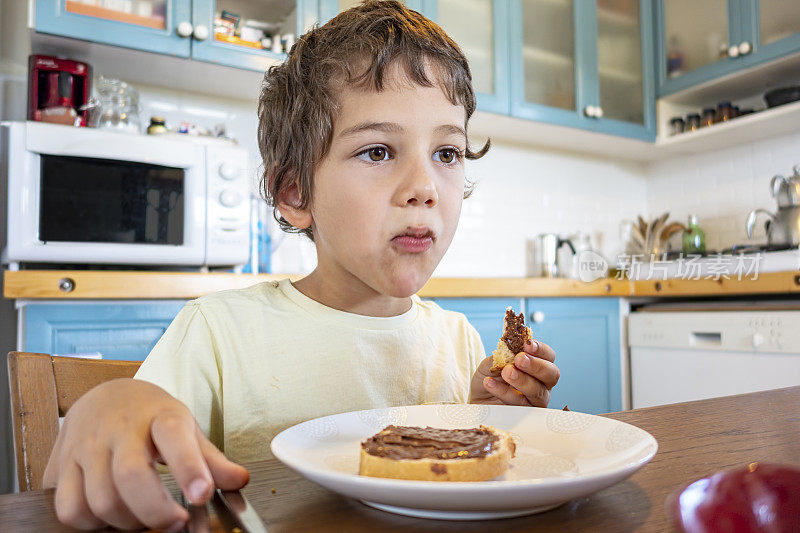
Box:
36 0 193 57
35 0 318 72
423 0 510 115
657 0 800 97
190 0 318 71
509 0 655 141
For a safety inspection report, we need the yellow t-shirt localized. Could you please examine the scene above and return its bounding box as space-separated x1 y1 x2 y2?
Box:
134 279 485 463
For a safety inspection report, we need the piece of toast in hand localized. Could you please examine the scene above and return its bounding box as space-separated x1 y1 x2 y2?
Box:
490 307 532 372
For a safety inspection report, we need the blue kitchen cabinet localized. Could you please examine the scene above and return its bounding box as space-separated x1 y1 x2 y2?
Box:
36 0 192 57
20 301 186 361
433 296 623 415
432 297 523 357
320 0 509 114
657 0 800 97
318 0 429 24
422 0 511 115
509 0 656 141
190 0 318 71
35 0 318 72
526 297 622 415
739 0 800 68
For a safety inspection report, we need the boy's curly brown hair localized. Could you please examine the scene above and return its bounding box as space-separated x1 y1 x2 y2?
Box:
258 0 490 240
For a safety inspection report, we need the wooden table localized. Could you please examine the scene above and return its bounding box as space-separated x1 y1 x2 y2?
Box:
2 386 799 532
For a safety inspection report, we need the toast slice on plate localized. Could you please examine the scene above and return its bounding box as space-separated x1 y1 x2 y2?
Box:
359 425 515 482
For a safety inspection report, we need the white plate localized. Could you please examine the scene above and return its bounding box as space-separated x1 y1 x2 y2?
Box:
270 404 657 520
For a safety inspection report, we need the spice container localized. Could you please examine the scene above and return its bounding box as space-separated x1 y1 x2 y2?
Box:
715 101 735 123
701 108 715 127
146 116 168 135
685 113 701 132
669 116 685 136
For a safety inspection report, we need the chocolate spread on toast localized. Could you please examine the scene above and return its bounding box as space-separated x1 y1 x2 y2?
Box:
501 308 527 354
362 426 497 460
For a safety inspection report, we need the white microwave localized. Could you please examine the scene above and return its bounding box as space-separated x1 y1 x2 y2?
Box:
2 121 250 268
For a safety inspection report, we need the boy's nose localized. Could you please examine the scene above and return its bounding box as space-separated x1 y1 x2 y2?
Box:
397 160 439 207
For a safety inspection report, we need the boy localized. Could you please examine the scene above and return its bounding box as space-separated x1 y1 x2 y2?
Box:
43 2 560 530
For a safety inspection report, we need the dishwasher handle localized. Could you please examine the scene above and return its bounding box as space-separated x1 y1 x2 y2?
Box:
689 331 722 347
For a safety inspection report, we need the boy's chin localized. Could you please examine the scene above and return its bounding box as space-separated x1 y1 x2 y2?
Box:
383 270 432 298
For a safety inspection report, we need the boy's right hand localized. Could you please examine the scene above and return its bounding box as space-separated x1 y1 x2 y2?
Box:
43 378 250 531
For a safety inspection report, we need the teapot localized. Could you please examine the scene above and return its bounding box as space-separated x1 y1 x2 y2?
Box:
746 166 800 247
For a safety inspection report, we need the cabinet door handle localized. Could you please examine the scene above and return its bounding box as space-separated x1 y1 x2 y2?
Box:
738 41 752 55
727 44 740 58
176 21 194 38
595 106 604 118
583 105 597 118
193 25 209 41
530 311 545 323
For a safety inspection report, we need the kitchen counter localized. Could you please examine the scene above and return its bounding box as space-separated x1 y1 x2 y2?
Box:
4 269 800 299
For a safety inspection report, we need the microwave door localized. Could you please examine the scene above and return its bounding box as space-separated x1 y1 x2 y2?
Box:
39 155 186 246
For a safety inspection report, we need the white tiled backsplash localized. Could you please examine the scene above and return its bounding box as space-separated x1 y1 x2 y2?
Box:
133 87 653 277
4 63 797 276
646 131 800 253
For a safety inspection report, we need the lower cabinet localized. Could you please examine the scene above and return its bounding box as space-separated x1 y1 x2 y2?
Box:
19 296 624 412
524 298 623 415
435 297 624 415
19 301 187 361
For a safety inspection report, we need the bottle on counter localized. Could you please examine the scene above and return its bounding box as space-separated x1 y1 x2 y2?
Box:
146 116 168 135
682 214 706 255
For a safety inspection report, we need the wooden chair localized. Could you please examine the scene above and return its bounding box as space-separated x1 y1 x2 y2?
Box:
7 352 141 491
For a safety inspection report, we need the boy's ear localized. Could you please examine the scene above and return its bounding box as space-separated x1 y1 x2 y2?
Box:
276 181 313 230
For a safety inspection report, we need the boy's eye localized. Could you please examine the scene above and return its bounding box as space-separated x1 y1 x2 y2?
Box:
357 146 390 162
434 148 460 164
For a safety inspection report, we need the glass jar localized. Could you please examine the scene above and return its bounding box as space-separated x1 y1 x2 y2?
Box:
82 76 141 133
669 116 686 136
701 107 716 127
715 101 735 123
686 113 701 131
147 116 168 135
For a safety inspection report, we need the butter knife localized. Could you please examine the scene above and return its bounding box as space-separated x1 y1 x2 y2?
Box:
211 489 268 533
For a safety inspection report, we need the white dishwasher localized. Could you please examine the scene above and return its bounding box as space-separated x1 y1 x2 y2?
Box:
628 306 800 408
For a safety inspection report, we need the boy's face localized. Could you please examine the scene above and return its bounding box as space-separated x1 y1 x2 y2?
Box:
299 66 467 299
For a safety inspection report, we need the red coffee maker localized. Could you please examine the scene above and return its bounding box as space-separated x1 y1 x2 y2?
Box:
28 55 91 127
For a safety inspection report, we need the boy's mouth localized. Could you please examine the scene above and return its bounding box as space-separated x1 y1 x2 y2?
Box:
391 227 434 253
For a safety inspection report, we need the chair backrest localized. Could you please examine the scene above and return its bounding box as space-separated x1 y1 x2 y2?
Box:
7 352 141 491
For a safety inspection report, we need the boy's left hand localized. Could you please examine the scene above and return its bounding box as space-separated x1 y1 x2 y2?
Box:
469 339 559 408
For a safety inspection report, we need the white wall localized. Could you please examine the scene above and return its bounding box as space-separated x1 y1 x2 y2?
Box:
134 86 652 277
438 142 648 276
646 130 800 252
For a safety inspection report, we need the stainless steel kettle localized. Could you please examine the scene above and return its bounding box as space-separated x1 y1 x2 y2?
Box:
746 166 800 247
529 233 576 278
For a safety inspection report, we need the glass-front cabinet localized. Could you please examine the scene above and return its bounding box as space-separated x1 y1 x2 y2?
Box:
424 0 510 114
319 1 509 114
35 0 318 71
191 0 318 70
741 0 800 67
510 0 655 141
36 0 192 56
657 0 800 96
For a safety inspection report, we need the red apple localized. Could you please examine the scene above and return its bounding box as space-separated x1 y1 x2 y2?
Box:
668 462 800 533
